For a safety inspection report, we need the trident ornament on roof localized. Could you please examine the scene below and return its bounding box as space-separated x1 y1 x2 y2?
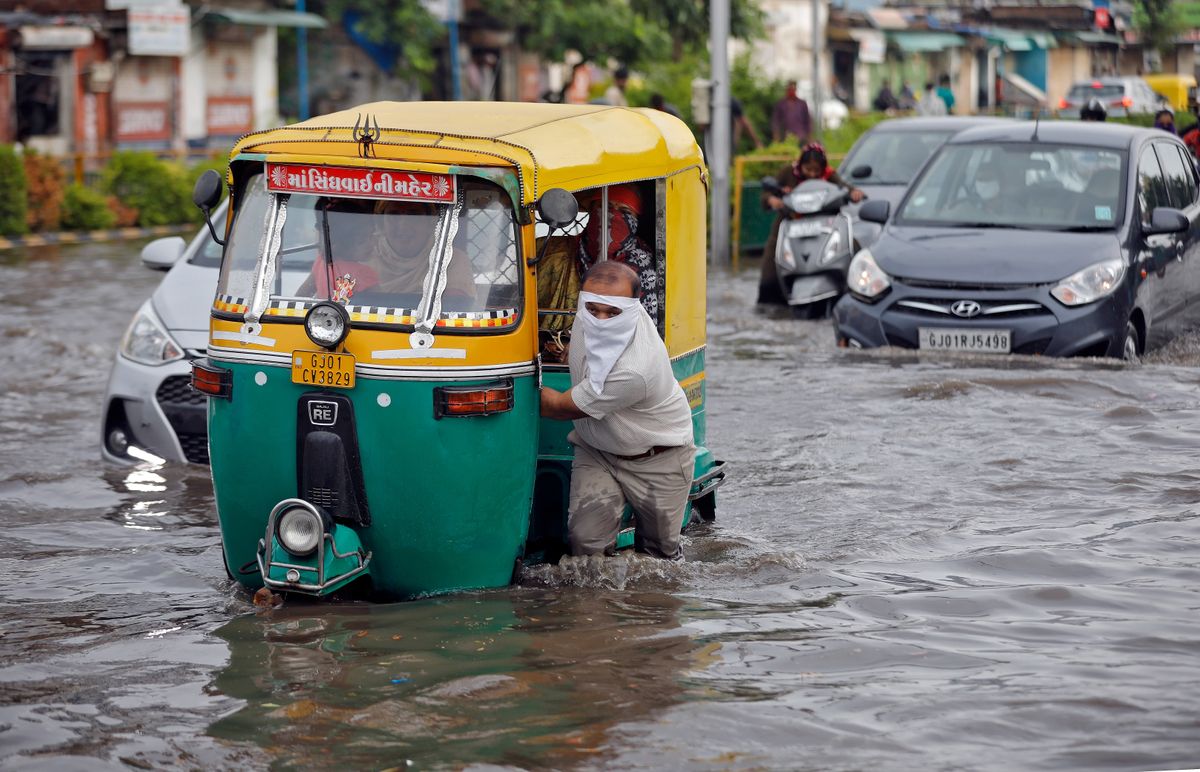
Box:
352 113 381 158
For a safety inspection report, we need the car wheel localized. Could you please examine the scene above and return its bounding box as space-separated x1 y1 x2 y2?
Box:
1121 320 1140 362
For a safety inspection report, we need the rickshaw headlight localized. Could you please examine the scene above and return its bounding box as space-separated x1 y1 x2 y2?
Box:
120 303 184 366
277 506 323 556
304 302 350 349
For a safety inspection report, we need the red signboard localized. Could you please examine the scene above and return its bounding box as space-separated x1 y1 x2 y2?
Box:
116 101 170 142
266 164 456 203
206 96 253 136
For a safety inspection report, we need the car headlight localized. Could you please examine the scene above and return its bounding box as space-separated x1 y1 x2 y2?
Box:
1050 258 1125 306
120 303 184 365
847 249 891 300
277 505 325 556
819 229 842 265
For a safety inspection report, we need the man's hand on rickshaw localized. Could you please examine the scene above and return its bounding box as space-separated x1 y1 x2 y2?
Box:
849 189 865 203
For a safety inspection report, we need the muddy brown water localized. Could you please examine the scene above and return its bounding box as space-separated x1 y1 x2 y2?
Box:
1 243 1199 770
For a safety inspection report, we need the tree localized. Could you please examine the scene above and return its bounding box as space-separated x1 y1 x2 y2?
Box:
1132 0 1180 61
324 0 443 81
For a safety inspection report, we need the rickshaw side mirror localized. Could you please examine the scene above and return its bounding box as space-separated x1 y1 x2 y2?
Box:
850 164 872 180
192 169 226 246
537 188 579 229
193 169 223 210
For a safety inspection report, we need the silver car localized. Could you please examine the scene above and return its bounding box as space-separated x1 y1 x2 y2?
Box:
101 204 227 464
1059 76 1167 118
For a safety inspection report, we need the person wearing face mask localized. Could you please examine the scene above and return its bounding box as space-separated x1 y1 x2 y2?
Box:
539 261 695 561
299 198 477 307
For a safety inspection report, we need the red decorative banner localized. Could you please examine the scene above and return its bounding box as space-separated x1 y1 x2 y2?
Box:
115 102 171 142
206 96 253 136
266 164 456 203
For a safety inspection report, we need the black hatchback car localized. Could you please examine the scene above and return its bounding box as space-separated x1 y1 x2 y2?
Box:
833 121 1200 359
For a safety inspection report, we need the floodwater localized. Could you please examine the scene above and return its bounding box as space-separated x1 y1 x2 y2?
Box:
2 241 1199 770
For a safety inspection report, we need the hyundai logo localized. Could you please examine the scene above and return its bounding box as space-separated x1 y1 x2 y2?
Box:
950 300 983 318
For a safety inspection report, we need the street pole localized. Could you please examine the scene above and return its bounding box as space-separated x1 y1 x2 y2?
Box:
297 0 309 120
710 0 731 267
811 0 821 139
446 0 462 100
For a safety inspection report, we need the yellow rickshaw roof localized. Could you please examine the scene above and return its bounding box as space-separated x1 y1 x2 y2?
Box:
230 101 706 205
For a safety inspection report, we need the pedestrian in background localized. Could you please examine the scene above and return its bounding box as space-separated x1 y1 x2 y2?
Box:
650 92 681 118
605 66 629 107
771 80 811 144
1154 108 1176 134
937 74 955 113
873 79 899 112
916 82 947 116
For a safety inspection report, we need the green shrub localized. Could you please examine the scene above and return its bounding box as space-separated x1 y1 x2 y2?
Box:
61 184 117 231
175 157 227 224
23 150 66 232
0 144 28 236
101 151 188 227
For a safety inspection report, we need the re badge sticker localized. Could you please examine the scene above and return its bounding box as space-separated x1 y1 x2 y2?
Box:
1095 205 1114 221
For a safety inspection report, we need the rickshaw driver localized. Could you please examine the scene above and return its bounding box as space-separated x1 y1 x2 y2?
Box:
297 199 477 307
539 262 696 560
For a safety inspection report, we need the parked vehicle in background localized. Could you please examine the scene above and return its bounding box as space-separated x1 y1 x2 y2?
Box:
1059 76 1166 118
1143 73 1197 114
834 122 1200 360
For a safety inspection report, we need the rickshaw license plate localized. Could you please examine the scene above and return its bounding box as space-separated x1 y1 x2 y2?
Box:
919 328 1011 353
292 350 356 389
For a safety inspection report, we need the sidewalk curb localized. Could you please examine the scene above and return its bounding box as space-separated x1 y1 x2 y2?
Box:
0 223 195 251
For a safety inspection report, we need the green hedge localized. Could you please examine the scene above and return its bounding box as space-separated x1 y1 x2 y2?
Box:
62 184 117 231
101 151 191 227
0 145 28 236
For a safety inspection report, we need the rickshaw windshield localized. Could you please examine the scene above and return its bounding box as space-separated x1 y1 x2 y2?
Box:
216 171 522 323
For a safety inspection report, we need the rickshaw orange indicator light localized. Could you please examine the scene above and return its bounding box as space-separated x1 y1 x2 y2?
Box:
434 379 514 419
191 360 233 400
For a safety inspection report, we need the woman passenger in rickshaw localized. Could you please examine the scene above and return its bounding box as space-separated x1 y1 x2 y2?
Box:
299 198 477 309
537 184 655 362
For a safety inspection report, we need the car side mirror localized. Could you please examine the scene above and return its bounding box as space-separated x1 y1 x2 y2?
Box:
192 169 226 246
1145 206 1189 235
850 164 872 180
858 199 890 224
537 188 579 230
140 236 186 271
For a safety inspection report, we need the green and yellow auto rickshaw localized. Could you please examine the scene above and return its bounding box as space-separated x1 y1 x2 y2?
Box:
190 101 725 600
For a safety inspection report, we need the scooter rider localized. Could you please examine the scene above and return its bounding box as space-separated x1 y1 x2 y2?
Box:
757 143 864 304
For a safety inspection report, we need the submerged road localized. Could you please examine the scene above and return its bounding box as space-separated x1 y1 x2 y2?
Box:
1 241 1198 769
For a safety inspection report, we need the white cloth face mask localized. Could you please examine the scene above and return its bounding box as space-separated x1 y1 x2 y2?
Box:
576 290 643 394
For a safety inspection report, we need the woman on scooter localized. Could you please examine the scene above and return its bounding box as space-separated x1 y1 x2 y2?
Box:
758 143 863 304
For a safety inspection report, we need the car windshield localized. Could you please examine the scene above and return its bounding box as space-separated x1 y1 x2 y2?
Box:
897 142 1126 231
1068 84 1123 99
215 171 521 321
840 129 956 185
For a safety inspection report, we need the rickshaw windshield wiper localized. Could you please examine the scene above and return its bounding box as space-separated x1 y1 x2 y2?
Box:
321 201 335 302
